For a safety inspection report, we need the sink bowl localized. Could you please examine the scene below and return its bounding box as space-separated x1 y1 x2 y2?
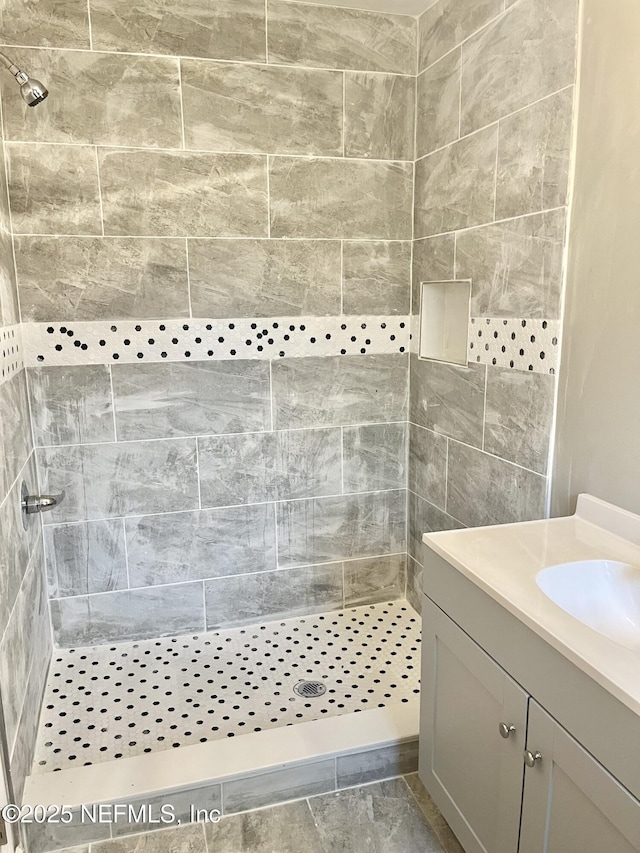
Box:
536 560 640 651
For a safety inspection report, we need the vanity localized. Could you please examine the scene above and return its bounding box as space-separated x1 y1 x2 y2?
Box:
418 495 640 853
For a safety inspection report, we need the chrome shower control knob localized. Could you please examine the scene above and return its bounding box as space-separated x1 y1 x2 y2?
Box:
524 750 543 768
498 722 516 739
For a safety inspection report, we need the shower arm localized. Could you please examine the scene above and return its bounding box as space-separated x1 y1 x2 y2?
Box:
0 50 29 84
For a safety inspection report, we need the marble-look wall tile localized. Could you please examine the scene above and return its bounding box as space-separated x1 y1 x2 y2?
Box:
406 556 422 613
0 0 90 48
461 0 578 135
99 150 268 238
205 564 343 630
28 365 114 446
484 368 555 474
343 423 407 492
7 143 101 235
447 440 547 527
414 126 498 238
221 759 337 814
342 241 411 316
0 479 32 638
37 439 199 522
418 0 503 71
267 1 416 75
277 490 406 568
198 429 342 507
15 237 189 322
410 355 485 446
416 48 461 158
412 234 455 313
496 87 574 219
112 361 271 440
0 230 19 326
1 50 181 149
50 583 206 646
343 554 406 607
0 369 33 490
456 209 566 318
269 158 413 240
408 424 447 509
344 73 415 161
272 354 408 430
189 239 341 318
408 491 462 564
125 505 276 586
336 741 419 788
182 61 342 156
90 0 266 61
44 520 127 598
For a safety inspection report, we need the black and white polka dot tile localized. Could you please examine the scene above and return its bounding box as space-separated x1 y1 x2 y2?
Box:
32 601 420 774
0 324 24 386
467 318 560 375
22 316 411 367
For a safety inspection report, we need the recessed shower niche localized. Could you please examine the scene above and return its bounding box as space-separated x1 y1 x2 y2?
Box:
418 281 471 367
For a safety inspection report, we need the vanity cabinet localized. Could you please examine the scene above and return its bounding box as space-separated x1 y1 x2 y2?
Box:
419 596 640 853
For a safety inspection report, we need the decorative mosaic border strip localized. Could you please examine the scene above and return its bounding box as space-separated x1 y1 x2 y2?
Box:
0 324 24 386
22 316 411 367
467 318 561 375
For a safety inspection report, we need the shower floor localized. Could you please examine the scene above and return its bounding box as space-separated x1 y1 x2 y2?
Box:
33 600 420 774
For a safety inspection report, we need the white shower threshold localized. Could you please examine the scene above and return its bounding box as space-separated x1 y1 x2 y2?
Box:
23 600 420 851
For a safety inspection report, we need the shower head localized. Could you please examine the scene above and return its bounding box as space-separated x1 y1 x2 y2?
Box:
0 51 48 107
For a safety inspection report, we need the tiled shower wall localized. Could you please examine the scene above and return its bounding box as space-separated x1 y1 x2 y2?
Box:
0 110 51 797
0 0 419 646
407 0 578 610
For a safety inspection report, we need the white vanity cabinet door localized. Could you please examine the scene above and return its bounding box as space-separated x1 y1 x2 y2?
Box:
519 701 640 853
419 598 528 853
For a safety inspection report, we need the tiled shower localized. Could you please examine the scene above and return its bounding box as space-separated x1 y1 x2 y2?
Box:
0 0 578 846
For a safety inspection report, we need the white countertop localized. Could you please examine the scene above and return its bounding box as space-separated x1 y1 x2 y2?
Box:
423 495 640 717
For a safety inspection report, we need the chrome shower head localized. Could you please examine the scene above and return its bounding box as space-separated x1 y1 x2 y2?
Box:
0 51 48 107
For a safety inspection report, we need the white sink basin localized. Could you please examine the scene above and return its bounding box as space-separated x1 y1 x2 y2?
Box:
536 560 640 651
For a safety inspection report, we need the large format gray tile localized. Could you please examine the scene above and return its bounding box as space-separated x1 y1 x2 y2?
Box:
406 556 423 613
44 520 128 598
99 150 268 237
414 126 498 238
204 565 343 629
336 741 419 789
456 209 566 318
90 0 266 61
342 241 411 316
343 423 407 492
0 229 19 326
484 368 555 474
51 583 205 647
409 423 447 509
93 822 205 853
1 49 181 149
345 73 415 161
416 49 461 158
205 800 324 853
343 553 407 607
125 505 276 586
7 143 101 235
405 774 466 853
112 361 271 440
496 87 574 219
419 0 503 71
410 356 486 446
0 369 33 490
461 0 578 135
0 0 90 48
267 1 416 74
412 234 456 313
198 429 342 507
28 365 114 446
182 60 342 156
270 158 413 240
447 441 547 527
277 491 406 568
408 491 462 564
15 237 189 322
189 239 341 318
272 354 408 429
308 778 443 853
37 439 199 522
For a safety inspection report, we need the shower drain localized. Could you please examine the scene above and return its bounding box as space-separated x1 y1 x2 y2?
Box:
293 679 327 698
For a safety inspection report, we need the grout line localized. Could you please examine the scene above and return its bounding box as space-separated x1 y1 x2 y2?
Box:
86 0 93 51
94 145 105 237
481 364 488 450
266 154 272 238
10 233 412 243
121 517 131 590
176 59 186 150
444 438 449 511
264 0 269 64
195 437 203 510
185 237 193 317
411 204 567 242
493 121 500 221
342 71 346 157
268 360 275 431
339 240 344 314
340 426 345 494
458 46 463 140
108 364 118 441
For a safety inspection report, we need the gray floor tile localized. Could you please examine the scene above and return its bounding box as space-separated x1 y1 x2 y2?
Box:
205 800 324 853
